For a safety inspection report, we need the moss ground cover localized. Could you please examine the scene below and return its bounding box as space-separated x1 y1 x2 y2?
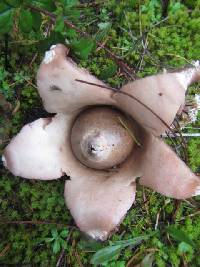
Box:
0 1 199 266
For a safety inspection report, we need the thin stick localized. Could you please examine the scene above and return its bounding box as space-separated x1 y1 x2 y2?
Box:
75 79 175 134
164 131 180 156
56 229 73 267
56 248 65 267
118 116 142 146
178 211 200 221
74 249 84 267
174 118 188 163
0 244 10 258
0 220 77 229
162 133 200 137
155 209 161 230
27 4 137 80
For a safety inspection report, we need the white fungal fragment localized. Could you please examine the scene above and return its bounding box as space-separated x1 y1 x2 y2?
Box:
191 60 200 68
188 108 198 123
2 155 7 167
195 94 200 109
50 44 57 50
162 68 167 74
193 185 200 196
42 46 56 64
87 230 108 241
175 68 197 91
188 94 200 123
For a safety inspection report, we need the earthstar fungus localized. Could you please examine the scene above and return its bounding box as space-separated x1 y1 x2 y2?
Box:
3 44 200 240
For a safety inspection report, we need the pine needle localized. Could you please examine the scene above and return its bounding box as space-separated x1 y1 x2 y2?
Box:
118 116 142 147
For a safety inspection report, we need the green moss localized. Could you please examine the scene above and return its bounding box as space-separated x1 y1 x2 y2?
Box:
0 0 199 266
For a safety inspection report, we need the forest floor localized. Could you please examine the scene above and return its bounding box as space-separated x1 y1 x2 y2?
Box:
0 1 200 266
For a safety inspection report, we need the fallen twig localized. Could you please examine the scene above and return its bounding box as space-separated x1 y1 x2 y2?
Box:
75 79 176 135
0 220 77 229
56 229 73 267
27 4 137 80
172 200 181 221
162 133 200 137
155 209 161 230
0 244 10 258
178 211 200 221
56 248 65 267
173 118 188 163
74 249 84 267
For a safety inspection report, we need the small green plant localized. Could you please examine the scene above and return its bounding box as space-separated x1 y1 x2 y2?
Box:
90 235 150 265
44 228 69 254
0 67 13 100
166 225 195 248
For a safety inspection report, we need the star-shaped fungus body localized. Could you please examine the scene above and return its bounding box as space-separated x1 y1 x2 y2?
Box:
3 44 200 240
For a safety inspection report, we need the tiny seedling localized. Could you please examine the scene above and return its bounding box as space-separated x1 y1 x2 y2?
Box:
44 228 69 254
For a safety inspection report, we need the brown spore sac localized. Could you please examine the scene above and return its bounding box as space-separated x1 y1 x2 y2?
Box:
71 106 135 170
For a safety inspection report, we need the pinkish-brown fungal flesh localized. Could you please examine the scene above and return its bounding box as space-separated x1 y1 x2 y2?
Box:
37 44 115 114
64 149 138 240
71 107 135 170
64 176 136 241
3 44 200 240
2 115 73 180
113 67 200 136
2 109 138 180
3 109 139 240
134 131 200 199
